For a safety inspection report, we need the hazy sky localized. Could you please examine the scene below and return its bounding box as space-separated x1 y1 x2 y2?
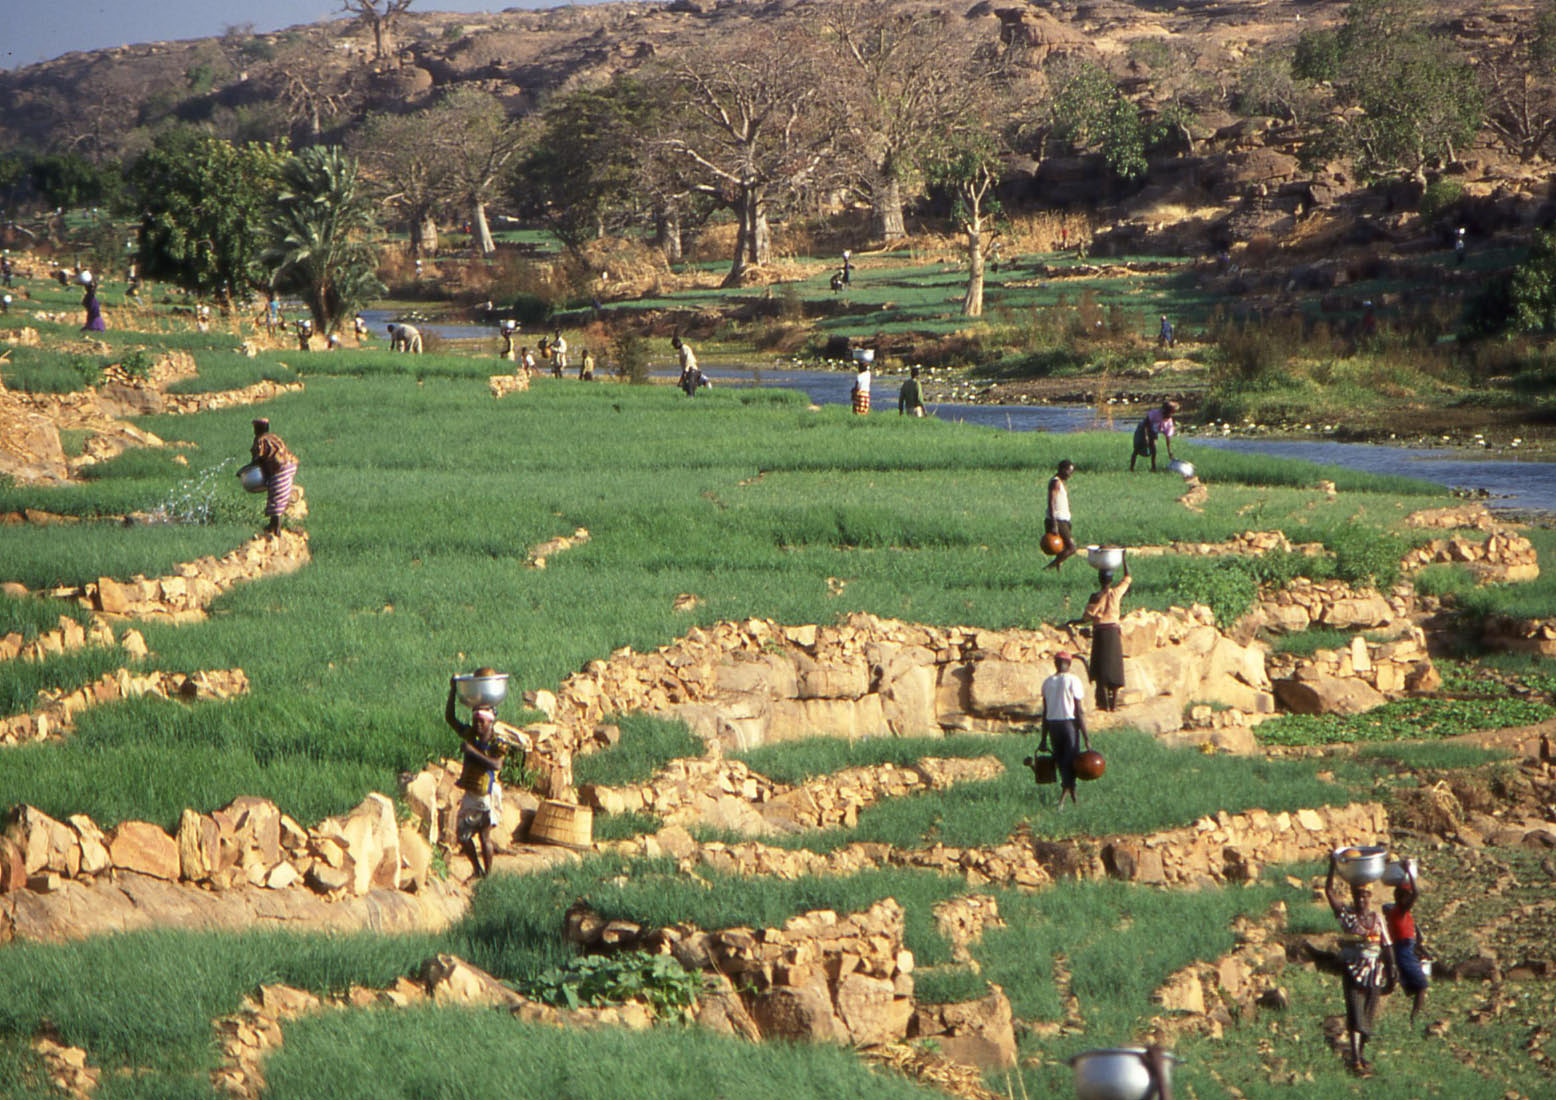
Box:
3 1 591 70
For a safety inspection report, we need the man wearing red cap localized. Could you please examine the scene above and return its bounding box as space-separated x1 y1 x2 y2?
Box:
250 418 298 538
1039 651 1090 807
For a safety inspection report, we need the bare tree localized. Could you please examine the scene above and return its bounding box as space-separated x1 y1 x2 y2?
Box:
806 1 993 241
341 0 413 64
353 110 453 255
431 88 526 255
658 32 836 286
1479 3 1556 162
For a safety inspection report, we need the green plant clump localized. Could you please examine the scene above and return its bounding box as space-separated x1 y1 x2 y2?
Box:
524 952 704 1018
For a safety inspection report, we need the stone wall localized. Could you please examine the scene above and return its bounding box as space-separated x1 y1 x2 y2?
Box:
1240 577 1412 636
1483 614 1556 656
488 372 531 398
0 613 129 664
1130 530 1325 560
9 531 311 623
579 754 1004 836
613 801 1388 892
1151 905 1290 1040
161 379 306 415
519 608 1274 773
1268 624 1439 716
1400 530 1539 584
0 667 247 747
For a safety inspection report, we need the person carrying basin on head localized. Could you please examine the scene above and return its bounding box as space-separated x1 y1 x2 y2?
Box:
1131 400 1178 472
1043 460 1078 571
1082 550 1129 711
249 418 299 538
1326 850 1396 1075
444 676 510 879
1038 650 1089 809
81 273 105 332
1384 860 1431 1025
898 365 926 418
851 359 872 415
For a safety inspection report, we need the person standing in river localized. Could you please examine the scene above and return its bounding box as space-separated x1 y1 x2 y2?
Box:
1043 460 1078 571
898 365 926 417
250 418 299 538
1082 552 1130 710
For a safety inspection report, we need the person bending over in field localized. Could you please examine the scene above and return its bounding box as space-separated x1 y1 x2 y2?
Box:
1130 401 1178 472
1038 651 1089 809
445 677 509 878
250 418 299 538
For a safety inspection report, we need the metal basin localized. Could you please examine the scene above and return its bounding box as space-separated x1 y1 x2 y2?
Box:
1167 459 1195 479
236 463 267 493
1086 545 1125 572
1382 859 1419 887
453 672 508 709
1334 845 1389 886
1068 1048 1179 1100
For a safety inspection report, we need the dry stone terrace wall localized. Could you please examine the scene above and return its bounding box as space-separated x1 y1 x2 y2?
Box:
4 530 311 623
1268 624 1440 717
0 667 247 747
520 608 1278 770
610 801 1389 893
578 754 1005 835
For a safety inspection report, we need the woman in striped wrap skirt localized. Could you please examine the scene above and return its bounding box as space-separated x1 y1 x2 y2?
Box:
251 418 299 537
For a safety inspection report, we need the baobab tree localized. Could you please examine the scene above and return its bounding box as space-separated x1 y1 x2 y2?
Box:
659 34 836 286
341 0 413 64
806 1 993 241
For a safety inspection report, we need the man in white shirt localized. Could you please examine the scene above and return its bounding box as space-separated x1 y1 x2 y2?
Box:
1044 459 1078 571
1039 651 1090 807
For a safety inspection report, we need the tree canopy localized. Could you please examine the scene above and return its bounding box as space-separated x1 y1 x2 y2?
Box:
265 146 384 333
128 130 289 299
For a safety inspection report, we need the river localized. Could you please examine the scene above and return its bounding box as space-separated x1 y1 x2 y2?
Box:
353 315 1556 513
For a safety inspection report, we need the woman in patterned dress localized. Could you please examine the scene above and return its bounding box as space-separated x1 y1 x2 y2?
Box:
1326 851 1396 1073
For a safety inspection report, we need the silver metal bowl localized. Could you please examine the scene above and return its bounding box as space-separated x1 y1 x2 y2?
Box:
1086 545 1125 572
454 672 508 709
1167 459 1195 479
1068 1048 1180 1100
1334 845 1389 886
1381 859 1419 887
852 348 875 364
236 463 267 493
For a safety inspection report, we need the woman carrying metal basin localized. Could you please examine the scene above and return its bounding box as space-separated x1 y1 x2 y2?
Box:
1326 847 1397 1075
1082 549 1130 711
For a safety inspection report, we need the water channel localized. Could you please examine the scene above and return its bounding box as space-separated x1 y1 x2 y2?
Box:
356 312 1556 513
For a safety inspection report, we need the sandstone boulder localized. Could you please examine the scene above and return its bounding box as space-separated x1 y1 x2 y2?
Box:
176 809 221 882
1274 675 1387 716
107 821 180 880
5 805 80 877
314 793 401 895
967 660 1043 717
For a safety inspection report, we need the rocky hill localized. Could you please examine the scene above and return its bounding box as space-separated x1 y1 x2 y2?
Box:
1 0 1550 262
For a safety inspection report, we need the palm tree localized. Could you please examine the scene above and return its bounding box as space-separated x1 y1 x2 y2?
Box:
266 146 384 335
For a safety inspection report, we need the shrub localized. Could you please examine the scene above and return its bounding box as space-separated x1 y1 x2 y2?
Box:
1327 526 1408 587
524 952 703 1018
1419 180 1465 225
610 331 651 384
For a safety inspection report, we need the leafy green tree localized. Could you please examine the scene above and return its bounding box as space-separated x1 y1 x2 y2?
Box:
514 77 658 256
1044 59 1154 181
1507 229 1556 333
28 153 118 211
128 130 288 299
1308 0 1482 183
265 146 384 335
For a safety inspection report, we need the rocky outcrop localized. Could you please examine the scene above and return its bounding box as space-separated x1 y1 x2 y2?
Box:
0 667 248 746
9 531 311 623
1268 624 1439 716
